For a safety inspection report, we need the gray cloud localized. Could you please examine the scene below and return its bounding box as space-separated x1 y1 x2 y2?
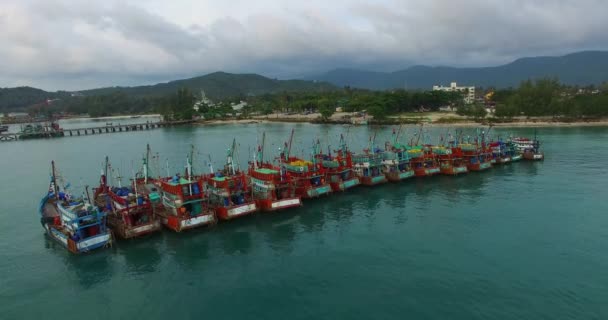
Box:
0 0 607 90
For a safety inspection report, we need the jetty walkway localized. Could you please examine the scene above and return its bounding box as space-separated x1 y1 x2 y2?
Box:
0 120 194 142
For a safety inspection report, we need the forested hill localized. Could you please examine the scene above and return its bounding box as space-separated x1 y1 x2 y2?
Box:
0 72 336 112
80 72 336 99
310 51 608 90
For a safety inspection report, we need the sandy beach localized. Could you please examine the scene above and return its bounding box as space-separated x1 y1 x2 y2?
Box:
198 112 608 128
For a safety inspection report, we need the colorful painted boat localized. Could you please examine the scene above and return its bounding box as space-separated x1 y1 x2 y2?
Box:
248 132 302 211
280 129 333 198
204 139 258 220
511 130 544 161
154 146 216 232
489 141 512 165
314 134 361 191
94 156 162 239
353 132 388 186
382 127 414 182
435 146 468 175
39 161 112 254
461 143 493 171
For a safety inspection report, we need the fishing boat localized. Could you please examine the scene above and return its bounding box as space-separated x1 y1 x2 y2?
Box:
205 139 258 220
314 134 361 191
461 144 492 171
489 141 512 164
280 129 332 198
435 145 468 175
511 130 544 161
353 133 388 186
407 127 440 177
382 127 414 182
249 133 302 211
506 140 523 162
39 161 112 254
142 145 216 232
94 156 162 239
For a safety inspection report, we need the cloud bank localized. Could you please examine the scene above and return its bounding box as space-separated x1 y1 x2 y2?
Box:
1 0 607 90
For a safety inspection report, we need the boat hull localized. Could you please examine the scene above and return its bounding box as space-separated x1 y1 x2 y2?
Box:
44 224 112 254
360 175 388 186
440 165 468 176
255 198 302 212
385 170 414 182
414 167 440 177
467 162 492 171
298 184 332 199
164 213 216 232
109 219 162 239
329 177 360 192
216 202 258 220
494 157 512 165
523 151 544 161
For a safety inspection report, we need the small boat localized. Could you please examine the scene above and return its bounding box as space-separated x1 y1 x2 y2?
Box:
353 133 388 186
94 156 162 239
409 145 441 177
407 126 440 177
39 161 112 254
382 127 415 182
435 145 468 176
205 139 258 220
105 122 113 126
140 145 216 232
461 143 492 171
0 125 8 133
249 132 302 211
280 129 333 198
314 134 361 191
489 141 512 164
511 130 544 161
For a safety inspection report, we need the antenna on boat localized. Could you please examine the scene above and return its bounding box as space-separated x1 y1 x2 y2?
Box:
165 159 170 178
51 161 59 198
187 145 193 195
207 154 214 174
143 144 151 184
261 131 266 165
131 166 139 199
286 128 294 160
84 184 92 204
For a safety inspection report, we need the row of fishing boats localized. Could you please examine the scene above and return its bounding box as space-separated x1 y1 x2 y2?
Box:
39 127 544 254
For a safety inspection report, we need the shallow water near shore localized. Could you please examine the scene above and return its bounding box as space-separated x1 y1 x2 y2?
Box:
1 123 607 319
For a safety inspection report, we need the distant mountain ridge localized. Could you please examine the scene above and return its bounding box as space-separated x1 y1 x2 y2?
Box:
0 72 336 111
79 72 336 99
309 51 608 90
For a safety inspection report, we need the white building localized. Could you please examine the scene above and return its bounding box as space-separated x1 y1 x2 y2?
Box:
432 82 476 104
193 90 215 111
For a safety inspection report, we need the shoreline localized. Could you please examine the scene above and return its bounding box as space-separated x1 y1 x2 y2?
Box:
197 117 608 128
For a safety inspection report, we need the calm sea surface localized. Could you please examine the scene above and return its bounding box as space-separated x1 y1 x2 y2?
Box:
1 121 607 319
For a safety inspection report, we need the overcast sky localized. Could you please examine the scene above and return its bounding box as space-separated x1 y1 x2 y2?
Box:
1 0 607 90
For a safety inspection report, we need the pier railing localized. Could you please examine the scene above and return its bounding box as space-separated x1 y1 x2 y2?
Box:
0 120 194 142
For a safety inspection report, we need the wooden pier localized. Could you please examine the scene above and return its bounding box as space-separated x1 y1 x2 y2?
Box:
0 120 194 142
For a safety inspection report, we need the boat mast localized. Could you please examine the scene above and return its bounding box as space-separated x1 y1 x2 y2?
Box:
51 160 59 197
187 145 193 195
144 144 150 184
260 131 266 164
286 128 294 161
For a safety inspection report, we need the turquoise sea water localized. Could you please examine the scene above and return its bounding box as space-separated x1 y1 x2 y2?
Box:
1 122 607 319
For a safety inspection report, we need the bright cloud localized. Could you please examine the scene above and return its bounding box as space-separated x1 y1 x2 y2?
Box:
0 0 607 90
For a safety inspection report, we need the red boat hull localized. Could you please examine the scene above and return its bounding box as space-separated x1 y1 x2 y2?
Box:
164 213 216 232
215 202 258 220
255 198 302 212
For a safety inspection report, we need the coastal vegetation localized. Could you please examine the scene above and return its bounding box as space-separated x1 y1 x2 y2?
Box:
2 74 607 123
